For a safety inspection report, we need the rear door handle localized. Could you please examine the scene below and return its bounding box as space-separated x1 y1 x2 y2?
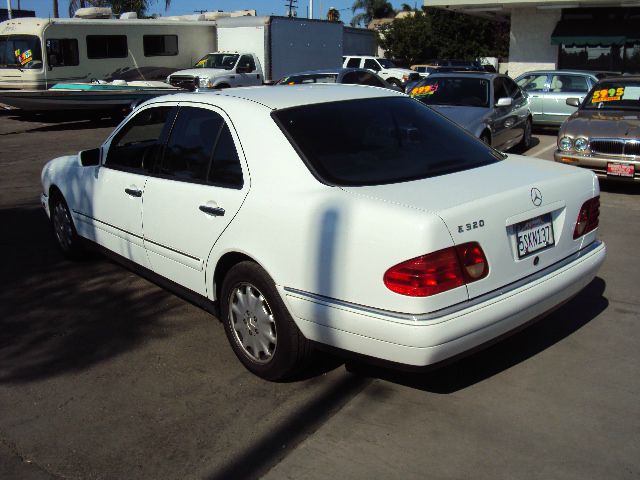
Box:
199 205 225 216
125 188 142 197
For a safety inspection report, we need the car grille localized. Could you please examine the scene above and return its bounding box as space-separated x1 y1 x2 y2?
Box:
169 75 197 91
590 138 640 157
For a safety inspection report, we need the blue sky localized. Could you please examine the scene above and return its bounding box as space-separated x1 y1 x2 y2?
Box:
10 0 417 23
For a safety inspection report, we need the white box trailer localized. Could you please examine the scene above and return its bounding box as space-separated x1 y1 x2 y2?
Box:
215 16 344 83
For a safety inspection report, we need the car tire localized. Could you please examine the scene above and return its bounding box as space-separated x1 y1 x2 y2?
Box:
221 261 312 381
50 192 84 259
519 117 533 149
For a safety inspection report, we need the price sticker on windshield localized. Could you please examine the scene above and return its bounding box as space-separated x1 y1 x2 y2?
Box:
592 87 625 103
410 83 438 97
14 48 33 65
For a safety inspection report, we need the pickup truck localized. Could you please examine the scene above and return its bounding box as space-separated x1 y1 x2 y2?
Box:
167 52 263 90
342 55 416 88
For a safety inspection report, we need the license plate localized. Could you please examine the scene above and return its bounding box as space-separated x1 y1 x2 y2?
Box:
607 162 634 177
516 214 555 259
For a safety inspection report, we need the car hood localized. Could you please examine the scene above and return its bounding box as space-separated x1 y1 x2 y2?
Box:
561 108 640 138
429 105 489 134
170 68 229 77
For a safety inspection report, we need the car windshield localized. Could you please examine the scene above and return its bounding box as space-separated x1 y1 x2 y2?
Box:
582 81 640 111
272 97 501 186
278 73 338 85
376 58 396 68
0 35 43 69
409 77 490 107
193 53 239 70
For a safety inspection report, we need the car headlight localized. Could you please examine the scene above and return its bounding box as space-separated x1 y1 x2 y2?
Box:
559 136 573 151
574 137 589 152
198 76 209 88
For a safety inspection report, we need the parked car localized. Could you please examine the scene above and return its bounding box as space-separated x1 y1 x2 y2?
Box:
409 72 533 152
554 76 640 182
342 55 414 88
41 85 605 381
515 70 606 126
276 68 398 90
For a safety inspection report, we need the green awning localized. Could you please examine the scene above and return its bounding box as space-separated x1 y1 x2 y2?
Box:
551 20 630 46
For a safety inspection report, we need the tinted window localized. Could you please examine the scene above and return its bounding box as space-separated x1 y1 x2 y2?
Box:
87 35 127 59
550 74 589 93
209 124 243 188
493 77 509 102
358 72 386 87
46 38 79 67
238 54 256 72
106 106 173 172
273 97 501 186
280 73 337 84
346 58 360 68
410 77 489 107
363 59 380 71
160 107 223 182
503 77 523 100
143 35 178 56
341 72 358 84
583 81 640 110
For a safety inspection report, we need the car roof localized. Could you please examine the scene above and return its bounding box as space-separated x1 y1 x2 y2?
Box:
145 84 404 111
514 70 601 77
595 75 640 82
283 68 369 76
426 71 500 79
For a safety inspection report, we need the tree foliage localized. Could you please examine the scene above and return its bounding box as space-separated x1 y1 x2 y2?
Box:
377 8 509 63
350 0 395 27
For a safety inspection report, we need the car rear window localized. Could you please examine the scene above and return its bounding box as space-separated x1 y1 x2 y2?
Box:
272 97 501 186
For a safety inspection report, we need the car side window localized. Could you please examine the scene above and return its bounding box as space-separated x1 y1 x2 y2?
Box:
159 107 223 182
346 58 360 68
363 59 380 72
238 54 255 72
517 74 547 93
358 72 387 87
503 77 523 100
551 74 589 93
493 78 509 103
208 124 243 189
341 72 359 84
105 106 173 173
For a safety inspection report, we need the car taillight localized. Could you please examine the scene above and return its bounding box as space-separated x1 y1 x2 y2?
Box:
573 196 600 239
383 242 488 297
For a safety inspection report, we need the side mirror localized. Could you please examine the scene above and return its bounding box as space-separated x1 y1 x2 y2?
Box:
80 148 100 167
496 97 513 107
566 97 580 107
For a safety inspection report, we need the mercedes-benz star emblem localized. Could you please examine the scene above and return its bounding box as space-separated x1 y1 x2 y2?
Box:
531 188 542 207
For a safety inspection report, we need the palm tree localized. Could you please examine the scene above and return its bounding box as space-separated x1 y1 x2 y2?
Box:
351 0 395 27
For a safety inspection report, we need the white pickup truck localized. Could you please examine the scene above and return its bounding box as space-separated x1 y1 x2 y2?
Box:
167 52 263 90
342 55 416 88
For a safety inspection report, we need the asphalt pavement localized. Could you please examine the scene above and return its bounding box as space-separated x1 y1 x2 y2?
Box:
1 112 638 480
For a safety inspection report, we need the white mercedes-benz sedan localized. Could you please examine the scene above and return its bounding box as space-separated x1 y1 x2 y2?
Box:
41 85 606 381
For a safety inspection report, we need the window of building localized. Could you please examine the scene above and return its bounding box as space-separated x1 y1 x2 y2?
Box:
143 35 178 56
106 106 174 173
46 38 79 67
87 35 128 59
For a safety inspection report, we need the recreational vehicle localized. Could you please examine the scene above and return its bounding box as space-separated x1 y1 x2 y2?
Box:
0 16 217 90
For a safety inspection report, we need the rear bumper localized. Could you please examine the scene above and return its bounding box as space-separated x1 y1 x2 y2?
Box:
281 240 606 367
554 150 640 182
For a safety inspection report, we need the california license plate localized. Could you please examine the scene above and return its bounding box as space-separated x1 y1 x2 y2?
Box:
607 162 634 177
516 214 555 259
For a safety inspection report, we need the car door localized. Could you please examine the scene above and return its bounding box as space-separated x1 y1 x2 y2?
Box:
516 73 548 122
542 74 591 124
503 76 530 145
74 104 175 268
142 104 249 296
490 77 513 150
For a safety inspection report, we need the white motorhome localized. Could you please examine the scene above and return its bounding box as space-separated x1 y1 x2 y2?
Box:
0 16 217 90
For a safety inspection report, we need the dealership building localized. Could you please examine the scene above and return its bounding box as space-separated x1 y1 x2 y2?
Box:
426 0 640 77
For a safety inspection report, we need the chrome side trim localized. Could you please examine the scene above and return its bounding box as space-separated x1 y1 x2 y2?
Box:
284 240 604 323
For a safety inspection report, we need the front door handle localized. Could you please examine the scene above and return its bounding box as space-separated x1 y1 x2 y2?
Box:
125 188 142 197
199 205 225 216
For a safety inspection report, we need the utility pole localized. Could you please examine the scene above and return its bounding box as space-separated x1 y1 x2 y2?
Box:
6 0 12 19
309 0 313 19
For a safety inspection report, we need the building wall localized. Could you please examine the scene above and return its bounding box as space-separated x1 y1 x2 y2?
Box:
507 7 561 78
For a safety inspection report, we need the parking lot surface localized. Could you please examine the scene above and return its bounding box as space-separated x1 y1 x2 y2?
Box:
1 112 639 479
